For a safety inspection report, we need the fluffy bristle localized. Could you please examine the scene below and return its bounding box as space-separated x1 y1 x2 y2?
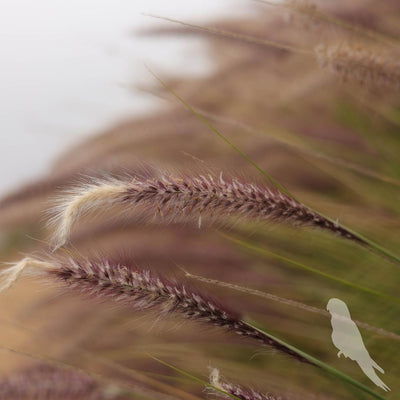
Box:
0 258 53 293
50 178 128 250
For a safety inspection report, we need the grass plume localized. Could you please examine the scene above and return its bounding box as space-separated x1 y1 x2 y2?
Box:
148 57 400 267
50 174 364 250
315 43 400 90
0 257 311 364
0 364 114 400
209 367 283 400
0 257 391 399
258 0 400 48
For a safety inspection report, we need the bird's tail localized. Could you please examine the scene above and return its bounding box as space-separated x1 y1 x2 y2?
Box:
358 362 390 392
370 358 384 374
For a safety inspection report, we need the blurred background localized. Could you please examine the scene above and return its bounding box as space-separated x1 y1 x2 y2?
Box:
0 0 251 194
1 0 400 399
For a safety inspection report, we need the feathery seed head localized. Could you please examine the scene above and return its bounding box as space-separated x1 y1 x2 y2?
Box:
315 43 400 90
51 173 363 249
209 368 284 400
0 257 309 364
0 364 112 400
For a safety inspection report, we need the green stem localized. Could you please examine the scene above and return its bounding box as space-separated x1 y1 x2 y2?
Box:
148 355 242 400
220 232 400 304
148 68 400 267
245 322 388 400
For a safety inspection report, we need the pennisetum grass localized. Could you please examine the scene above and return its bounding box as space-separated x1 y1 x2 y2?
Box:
147 15 400 94
0 257 309 364
152 353 386 400
258 0 400 48
315 43 400 90
220 233 400 303
50 174 364 250
0 257 390 400
1 5 399 400
209 367 284 400
195 107 400 188
150 68 400 267
0 364 115 400
183 268 400 341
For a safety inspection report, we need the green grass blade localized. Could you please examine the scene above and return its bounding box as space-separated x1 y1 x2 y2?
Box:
183 268 400 341
148 355 242 400
255 0 400 48
143 14 310 55
220 232 400 304
244 322 388 400
145 66 295 200
146 68 400 267
149 338 387 400
196 108 400 188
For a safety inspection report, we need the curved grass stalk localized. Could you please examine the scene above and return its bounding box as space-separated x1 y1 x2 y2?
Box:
245 322 387 400
0 257 311 364
148 68 400 267
4 255 394 400
149 355 241 400
151 347 387 400
315 43 400 91
209 367 283 400
145 16 400 93
144 71 290 199
255 0 400 49
348 90 400 130
196 108 400 188
143 14 311 55
50 173 364 250
219 233 400 304
89 353 204 400
183 269 400 341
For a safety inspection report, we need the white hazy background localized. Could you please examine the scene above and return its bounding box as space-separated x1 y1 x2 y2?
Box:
0 0 253 195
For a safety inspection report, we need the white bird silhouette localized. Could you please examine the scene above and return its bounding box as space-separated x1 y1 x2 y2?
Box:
327 298 390 392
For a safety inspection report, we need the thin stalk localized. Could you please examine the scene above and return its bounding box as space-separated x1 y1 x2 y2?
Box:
196 108 400 188
149 355 241 400
255 0 400 48
246 322 387 400
143 14 311 55
183 269 400 341
219 232 400 304
148 68 400 267
0 317 202 400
